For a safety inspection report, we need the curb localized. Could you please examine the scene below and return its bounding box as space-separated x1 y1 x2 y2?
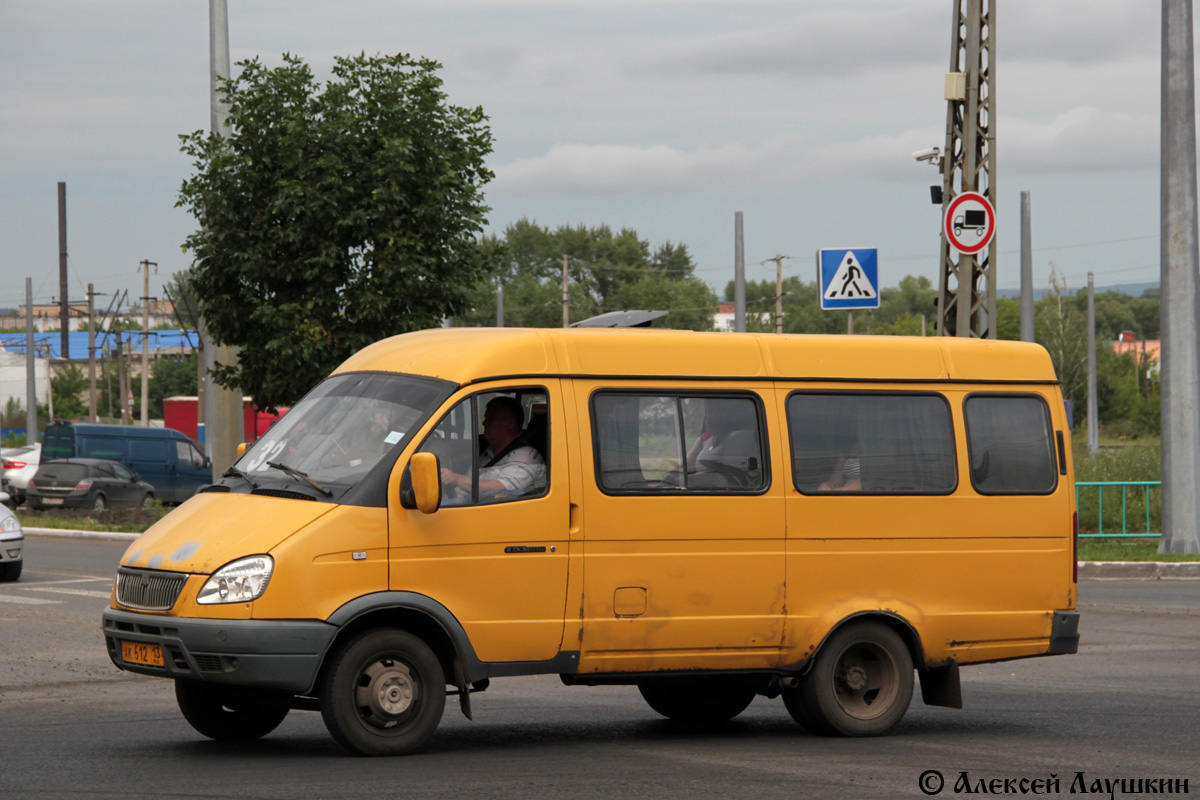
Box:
1078 560 1200 579
23 527 139 542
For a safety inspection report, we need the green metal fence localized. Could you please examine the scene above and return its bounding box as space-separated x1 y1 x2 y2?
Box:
1075 481 1161 538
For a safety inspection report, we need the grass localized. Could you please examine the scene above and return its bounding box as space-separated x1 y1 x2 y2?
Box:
1077 537 1200 562
16 504 169 534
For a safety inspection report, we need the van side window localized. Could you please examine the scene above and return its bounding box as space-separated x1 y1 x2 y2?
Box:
592 393 766 493
417 388 550 507
964 395 1057 494
80 437 123 460
130 440 169 461
176 441 205 468
787 392 956 495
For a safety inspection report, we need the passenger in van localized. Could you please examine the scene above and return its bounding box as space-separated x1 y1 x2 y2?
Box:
819 455 862 492
440 396 547 496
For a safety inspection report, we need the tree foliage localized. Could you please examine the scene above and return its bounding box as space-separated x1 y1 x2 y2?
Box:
455 220 715 331
178 52 497 408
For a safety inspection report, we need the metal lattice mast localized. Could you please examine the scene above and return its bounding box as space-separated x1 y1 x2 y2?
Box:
936 0 996 337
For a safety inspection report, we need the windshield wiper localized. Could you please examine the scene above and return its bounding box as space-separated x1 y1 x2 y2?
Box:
266 461 332 497
222 465 259 489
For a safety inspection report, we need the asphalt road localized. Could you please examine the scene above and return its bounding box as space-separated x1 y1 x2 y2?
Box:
0 535 1195 800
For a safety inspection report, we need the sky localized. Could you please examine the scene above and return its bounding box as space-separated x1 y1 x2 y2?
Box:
0 0 1171 318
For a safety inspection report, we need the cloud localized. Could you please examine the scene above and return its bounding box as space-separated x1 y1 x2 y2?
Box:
491 136 807 195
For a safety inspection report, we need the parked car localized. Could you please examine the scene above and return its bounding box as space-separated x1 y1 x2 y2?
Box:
27 458 155 511
2 443 42 506
0 498 22 581
42 423 210 503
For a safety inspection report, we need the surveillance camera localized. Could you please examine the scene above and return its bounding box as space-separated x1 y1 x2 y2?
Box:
912 146 941 163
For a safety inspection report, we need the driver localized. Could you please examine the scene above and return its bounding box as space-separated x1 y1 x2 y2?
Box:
440 396 546 496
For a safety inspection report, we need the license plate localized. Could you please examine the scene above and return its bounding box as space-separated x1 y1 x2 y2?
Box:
121 641 164 667
41 498 64 506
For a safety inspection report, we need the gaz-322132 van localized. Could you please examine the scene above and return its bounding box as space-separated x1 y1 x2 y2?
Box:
103 328 1080 756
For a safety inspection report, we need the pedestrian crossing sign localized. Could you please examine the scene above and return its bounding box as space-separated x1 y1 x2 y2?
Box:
817 248 879 310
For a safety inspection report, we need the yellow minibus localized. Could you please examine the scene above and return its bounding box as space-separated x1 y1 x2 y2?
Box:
103 328 1079 755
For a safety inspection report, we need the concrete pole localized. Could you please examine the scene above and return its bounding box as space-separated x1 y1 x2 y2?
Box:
1020 191 1035 342
25 279 36 442
140 260 155 426
87 283 97 422
58 182 69 359
734 212 746 333
561 254 569 328
1159 0 1200 554
496 279 504 327
1086 273 1099 454
206 0 244 474
774 255 783 334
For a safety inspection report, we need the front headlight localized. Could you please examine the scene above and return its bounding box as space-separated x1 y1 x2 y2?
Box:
0 515 21 536
196 555 274 605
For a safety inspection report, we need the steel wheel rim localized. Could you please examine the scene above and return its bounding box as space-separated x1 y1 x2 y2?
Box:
354 656 418 730
830 640 898 720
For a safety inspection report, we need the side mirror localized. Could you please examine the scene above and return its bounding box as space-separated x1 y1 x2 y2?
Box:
400 452 441 514
236 443 247 458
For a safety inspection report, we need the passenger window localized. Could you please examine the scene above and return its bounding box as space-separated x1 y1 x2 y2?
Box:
417 388 550 507
592 393 766 493
788 392 956 495
964 395 1057 494
177 441 205 468
112 464 133 481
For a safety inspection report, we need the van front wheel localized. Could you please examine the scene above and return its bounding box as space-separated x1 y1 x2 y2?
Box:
638 677 756 723
783 620 913 737
320 629 446 756
174 680 291 741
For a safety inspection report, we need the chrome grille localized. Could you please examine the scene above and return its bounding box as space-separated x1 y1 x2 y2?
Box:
115 568 188 611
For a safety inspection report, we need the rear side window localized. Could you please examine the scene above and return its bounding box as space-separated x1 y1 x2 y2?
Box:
787 392 956 495
592 392 767 494
964 395 1057 494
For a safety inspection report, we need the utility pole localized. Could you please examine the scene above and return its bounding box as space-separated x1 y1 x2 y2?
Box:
1159 0 1200 554
87 283 98 422
561 254 569 328
496 279 504 327
25 279 36 441
58 182 70 359
1086 273 1098 454
763 254 790 334
139 260 157 426
1019 191 1034 342
206 0 244 472
936 0 996 338
734 212 746 333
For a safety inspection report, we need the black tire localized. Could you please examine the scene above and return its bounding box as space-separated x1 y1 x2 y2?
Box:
0 560 22 582
319 629 446 756
638 677 756 723
783 620 913 737
175 680 291 741
141 493 155 509
92 494 107 511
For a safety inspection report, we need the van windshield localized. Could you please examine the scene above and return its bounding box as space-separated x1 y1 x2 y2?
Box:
235 373 448 498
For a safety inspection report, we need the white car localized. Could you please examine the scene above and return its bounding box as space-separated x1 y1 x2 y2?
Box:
0 497 22 581
2 443 41 506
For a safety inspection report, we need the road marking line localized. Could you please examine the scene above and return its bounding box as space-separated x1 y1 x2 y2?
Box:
26 587 113 599
0 594 60 605
28 577 112 585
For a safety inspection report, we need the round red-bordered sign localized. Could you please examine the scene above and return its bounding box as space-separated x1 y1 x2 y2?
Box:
943 191 996 254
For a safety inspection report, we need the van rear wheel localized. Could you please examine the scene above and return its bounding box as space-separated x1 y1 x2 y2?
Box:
174 680 291 741
638 677 756 723
320 629 446 756
783 620 913 737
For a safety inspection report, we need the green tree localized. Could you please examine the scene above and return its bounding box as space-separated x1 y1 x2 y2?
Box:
458 220 713 330
51 364 89 420
178 52 497 408
1035 266 1087 426
148 353 200 419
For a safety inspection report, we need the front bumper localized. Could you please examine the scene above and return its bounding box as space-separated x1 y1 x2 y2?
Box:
0 533 22 563
103 607 337 693
1047 611 1080 655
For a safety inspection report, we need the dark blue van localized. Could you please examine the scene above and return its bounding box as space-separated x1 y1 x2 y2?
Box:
42 423 211 503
